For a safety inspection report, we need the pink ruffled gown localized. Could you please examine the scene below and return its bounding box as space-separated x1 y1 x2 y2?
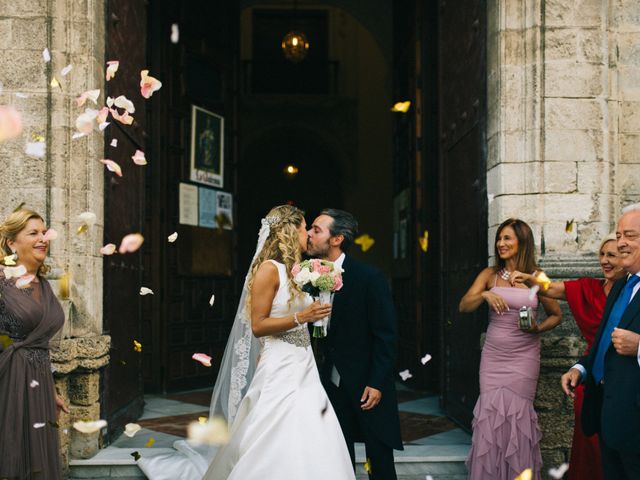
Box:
466 286 543 479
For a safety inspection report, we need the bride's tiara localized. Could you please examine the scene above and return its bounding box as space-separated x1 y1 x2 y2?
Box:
262 215 280 227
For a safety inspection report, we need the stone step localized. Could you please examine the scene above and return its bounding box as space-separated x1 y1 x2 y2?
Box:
69 446 468 479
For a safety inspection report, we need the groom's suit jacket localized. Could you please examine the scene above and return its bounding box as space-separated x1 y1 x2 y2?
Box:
578 275 640 451
320 254 403 450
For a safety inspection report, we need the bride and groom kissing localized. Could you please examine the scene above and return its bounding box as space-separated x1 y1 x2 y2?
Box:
206 206 403 479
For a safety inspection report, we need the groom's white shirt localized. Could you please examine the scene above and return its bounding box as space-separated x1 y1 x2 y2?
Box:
329 253 346 387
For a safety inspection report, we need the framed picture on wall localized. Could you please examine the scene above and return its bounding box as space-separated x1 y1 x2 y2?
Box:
190 105 224 188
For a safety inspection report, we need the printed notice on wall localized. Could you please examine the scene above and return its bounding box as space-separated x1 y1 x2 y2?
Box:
179 182 199 226
198 187 217 229
216 191 233 230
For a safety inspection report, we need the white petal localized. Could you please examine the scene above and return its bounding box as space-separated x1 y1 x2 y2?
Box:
398 369 413 381
124 423 141 438
60 64 73 76
548 464 569 479
42 48 51 62
34 422 46 429
209 294 215 306
171 24 180 43
78 212 97 225
73 420 107 434
420 353 432 365
528 285 540 301
25 141 46 158
72 132 87 140
110 138 118 147
98 122 110 131
139 287 154 296
30 380 40 388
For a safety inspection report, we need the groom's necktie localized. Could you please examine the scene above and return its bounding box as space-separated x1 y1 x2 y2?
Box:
592 274 640 383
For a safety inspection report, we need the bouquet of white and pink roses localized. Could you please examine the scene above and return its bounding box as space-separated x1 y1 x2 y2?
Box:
292 259 344 338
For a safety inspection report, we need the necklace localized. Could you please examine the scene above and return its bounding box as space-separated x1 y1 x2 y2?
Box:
498 268 511 281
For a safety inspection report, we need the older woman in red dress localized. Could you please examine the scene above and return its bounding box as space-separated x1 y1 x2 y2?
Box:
510 233 625 480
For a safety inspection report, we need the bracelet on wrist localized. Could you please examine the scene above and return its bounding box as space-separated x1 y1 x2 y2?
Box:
293 312 301 326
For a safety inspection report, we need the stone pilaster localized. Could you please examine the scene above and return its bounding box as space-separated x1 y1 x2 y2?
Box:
0 0 109 473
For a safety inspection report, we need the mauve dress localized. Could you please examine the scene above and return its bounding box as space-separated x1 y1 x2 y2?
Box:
466 283 543 480
0 267 65 479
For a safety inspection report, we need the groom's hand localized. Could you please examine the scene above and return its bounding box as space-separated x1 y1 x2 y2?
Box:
360 386 382 410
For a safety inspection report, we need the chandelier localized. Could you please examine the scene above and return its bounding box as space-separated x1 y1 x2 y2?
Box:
281 30 309 63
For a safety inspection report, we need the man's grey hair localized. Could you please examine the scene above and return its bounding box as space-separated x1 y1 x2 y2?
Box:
320 208 358 252
622 202 640 214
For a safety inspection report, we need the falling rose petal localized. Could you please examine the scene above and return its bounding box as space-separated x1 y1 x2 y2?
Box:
109 108 133 125
354 234 375 252
105 60 119 81
78 211 97 226
124 423 141 438
106 96 114 108
113 95 135 114
133 340 142 352
50 77 61 89
131 451 141 461
192 353 212 367
363 459 372 475
98 122 110 131
548 463 569 479
31 133 45 142
131 149 147 165
391 101 411 112
30 380 40 388
25 141 46 158
15 275 34 289
76 89 100 107
60 64 73 77
58 272 70 299
420 353 432 365
72 132 87 140
514 469 532 480
426 476 434 480
100 243 117 255
43 228 58 241
42 48 51 62
528 285 540 301
73 420 107 434
145 437 155 448
110 138 118 147
398 369 413 381
119 233 144 254
0 106 23 142
75 108 99 134
15 92 28 98
34 422 46 429
140 70 162 99
419 230 429 253
171 24 179 43
167 232 178 243
4 265 27 279
139 287 154 296
187 417 229 445
100 159 122 177
487 193 495 203
209 294 215 306
565 219 575 234
96 107 109 124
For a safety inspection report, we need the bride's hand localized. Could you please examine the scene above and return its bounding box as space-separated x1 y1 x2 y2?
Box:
298 301 333 323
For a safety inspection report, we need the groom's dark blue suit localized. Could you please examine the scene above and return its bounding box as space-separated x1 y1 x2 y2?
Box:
578 274 640 479
319 254 402 480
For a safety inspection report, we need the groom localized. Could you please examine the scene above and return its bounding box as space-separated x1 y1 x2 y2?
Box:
307 208 403 480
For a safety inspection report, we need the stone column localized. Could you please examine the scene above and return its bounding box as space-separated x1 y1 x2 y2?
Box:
0 0 109 472
487 0 640 468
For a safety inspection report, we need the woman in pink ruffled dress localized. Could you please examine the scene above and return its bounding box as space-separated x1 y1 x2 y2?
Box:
459 218 562 479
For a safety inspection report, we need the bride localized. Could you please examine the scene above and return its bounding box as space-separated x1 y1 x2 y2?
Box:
203 204 355 479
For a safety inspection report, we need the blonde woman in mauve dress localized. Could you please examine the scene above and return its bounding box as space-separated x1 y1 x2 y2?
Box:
459 218 562 480
0 209 68 480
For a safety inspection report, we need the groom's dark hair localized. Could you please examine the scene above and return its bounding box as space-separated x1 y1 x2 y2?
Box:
320 208 358 252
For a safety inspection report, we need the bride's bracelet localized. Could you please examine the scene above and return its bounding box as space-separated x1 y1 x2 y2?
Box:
293 312 301 326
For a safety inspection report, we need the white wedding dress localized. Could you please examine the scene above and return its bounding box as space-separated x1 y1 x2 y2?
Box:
204 260 354 479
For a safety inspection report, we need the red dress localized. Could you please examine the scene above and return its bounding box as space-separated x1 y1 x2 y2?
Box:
563 278 607 480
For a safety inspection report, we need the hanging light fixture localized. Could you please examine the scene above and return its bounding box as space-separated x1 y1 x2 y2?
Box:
281 0 309 63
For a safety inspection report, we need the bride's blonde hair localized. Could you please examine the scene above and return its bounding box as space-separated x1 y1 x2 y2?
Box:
247 205 305 311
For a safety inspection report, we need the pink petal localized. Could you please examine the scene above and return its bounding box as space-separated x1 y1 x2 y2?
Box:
0 106 23 142
119 233 144 254
16 275 35 289
105 60 119 81
131 149 147 165
113 95 135 113
99 159 122 177
109 108 134 125
192 353 212 367
76 89 100 107
75 108 99 134
140 70 162 99
43 228 58 242
100 243 116 255
96 107 109 124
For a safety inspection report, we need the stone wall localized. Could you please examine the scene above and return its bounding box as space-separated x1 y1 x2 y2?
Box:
0 0 109 473
487 0 640 468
